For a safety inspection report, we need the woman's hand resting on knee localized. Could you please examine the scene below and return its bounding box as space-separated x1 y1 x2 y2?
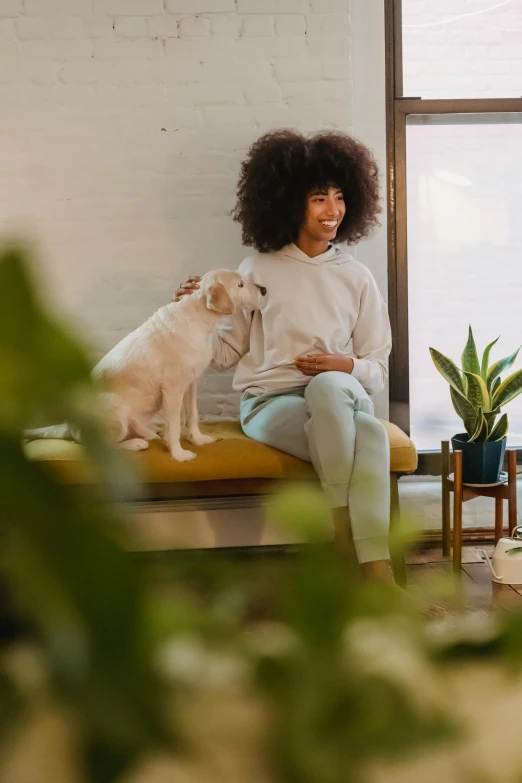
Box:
294 354 355 376
173 276 200 302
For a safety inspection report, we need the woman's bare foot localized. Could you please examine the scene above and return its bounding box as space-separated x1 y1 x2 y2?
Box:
332 507 419 609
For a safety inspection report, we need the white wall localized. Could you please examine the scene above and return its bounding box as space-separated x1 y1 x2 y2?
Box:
351 0 388 418
0 0 387 420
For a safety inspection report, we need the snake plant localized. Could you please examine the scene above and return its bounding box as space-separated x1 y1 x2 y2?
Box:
430 327 522 442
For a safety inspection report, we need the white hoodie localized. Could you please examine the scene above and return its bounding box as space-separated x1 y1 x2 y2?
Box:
212 242 392 397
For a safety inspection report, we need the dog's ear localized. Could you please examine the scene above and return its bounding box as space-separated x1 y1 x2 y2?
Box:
206 282 234 315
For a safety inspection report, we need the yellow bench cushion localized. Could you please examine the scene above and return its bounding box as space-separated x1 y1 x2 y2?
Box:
24 419 417 485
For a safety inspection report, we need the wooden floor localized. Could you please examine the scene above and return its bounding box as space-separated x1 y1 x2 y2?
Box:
407 545 522 611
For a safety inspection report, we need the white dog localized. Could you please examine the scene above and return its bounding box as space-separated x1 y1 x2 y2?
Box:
27 270 266 461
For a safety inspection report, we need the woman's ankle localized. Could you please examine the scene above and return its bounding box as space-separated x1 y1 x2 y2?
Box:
332 508 393 582
332 506 357 561
360 559 395 583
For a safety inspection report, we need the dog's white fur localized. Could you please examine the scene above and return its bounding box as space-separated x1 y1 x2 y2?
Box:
27 270 265 461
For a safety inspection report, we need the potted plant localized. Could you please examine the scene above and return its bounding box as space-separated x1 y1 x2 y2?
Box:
430 327 522 484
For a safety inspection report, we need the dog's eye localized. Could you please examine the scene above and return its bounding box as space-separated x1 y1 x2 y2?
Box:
238 281 244 288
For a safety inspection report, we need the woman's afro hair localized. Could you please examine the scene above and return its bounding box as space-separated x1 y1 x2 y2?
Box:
232 129 381 253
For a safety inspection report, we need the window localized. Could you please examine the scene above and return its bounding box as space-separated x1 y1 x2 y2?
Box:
402 0 522 100
386 0 522 456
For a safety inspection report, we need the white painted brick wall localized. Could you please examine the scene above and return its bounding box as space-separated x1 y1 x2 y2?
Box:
0 0 353 421
242 14 275 36
115 17 148 39
275 14 306 36
0 1 24 16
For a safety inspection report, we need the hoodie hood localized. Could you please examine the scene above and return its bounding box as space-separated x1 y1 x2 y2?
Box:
277 242 353 266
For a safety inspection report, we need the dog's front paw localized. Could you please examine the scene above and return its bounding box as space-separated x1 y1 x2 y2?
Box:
171 448 197 462
120 438 149 451
187 432 216 446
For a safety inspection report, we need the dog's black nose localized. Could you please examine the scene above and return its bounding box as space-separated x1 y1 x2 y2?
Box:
259 286 267 296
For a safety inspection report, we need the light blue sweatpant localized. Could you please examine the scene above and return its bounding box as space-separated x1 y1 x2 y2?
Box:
240 372 390 564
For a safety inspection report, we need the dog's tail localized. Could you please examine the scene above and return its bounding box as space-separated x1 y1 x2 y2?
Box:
24 423 73 441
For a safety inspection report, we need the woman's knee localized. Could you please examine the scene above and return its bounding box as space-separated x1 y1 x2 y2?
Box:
305 371 371 411
355 413 391 465
366 415 390 448
241 407 310 461
241 413 273 444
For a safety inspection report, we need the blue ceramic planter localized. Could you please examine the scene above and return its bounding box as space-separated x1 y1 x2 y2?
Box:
451 433 507 484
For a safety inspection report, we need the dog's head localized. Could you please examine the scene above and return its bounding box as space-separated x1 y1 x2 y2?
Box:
199 270 266 315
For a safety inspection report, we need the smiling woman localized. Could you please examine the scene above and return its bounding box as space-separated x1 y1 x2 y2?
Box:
232 129 381 254
298 185 347 258
176 129 393 583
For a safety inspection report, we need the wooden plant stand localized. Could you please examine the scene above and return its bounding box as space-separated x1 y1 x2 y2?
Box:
441 441 518 573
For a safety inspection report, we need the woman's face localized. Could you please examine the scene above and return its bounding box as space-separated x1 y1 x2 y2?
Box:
301 186 346 244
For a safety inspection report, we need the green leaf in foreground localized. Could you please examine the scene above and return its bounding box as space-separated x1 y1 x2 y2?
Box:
0 435 175 776
0 245 91 432
0 244 136 500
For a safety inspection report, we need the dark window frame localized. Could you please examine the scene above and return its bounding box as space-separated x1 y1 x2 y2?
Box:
384 0 522 473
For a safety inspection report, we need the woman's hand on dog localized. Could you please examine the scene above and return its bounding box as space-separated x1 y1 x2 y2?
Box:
174 276 201 302
294 354 355 376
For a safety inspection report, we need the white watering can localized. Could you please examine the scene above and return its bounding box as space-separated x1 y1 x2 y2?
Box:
482 526 522 585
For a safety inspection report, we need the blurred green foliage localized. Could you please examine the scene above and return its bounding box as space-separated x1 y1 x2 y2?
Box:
0 246 176 781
